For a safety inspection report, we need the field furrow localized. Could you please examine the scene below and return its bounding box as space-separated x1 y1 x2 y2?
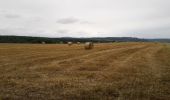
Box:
0 43 170 100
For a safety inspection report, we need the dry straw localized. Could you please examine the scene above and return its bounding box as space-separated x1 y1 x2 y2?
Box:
77 42 81 44
68 42 73 46
84 42 94 50
42 41 46 44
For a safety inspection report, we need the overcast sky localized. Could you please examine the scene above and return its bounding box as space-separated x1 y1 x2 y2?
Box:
0 0 170 38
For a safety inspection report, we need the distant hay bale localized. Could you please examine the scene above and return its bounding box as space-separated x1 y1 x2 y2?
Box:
84 42 94 50
68 42 73 46
77 42 81 44
42 41 46 44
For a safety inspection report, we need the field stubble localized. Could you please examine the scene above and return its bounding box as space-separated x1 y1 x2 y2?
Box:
0 42 170 100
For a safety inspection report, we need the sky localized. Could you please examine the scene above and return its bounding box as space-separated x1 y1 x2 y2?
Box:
0 0 170 38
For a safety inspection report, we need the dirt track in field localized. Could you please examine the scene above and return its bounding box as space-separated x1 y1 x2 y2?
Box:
0 42 170 100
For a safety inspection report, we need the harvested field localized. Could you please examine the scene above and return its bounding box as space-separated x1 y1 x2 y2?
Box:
0 42 170 100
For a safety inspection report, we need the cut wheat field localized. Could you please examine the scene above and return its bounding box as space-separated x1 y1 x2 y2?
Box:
0 42 170 100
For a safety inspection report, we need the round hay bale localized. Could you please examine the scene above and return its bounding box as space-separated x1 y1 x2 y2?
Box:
84 42 94 50
68 42 73 46
77 42 81 44
42 41 46 44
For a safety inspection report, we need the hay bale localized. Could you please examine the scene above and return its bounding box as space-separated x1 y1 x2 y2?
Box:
42 41 46 44
77 42 81 44
84 42 94 50
68 42 73 46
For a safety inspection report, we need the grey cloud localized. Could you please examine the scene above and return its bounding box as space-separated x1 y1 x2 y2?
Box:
0 28 10 35
0 0 170 38
56 17 79 24
76 31 87 34
0 27 50 37
55 29 89 37
0 28 24 36
57 29 69 34
4 14 21 19
0 10 21 19
80 21 93 24
56 17 91 25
